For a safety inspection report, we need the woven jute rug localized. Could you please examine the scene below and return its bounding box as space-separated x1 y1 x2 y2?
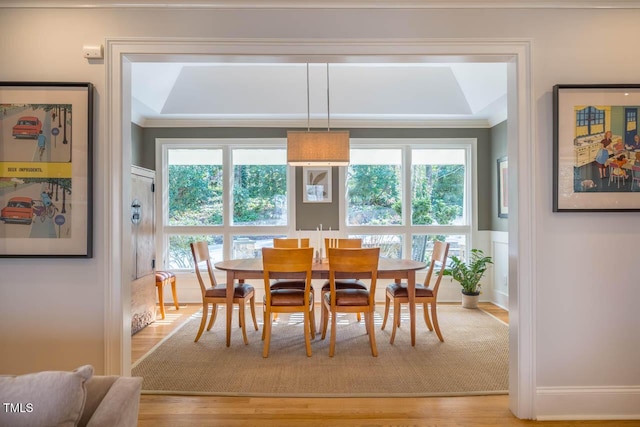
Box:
132 305 508 397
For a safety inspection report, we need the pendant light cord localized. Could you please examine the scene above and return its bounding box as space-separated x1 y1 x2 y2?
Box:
326 63 331 131
306 63 310 132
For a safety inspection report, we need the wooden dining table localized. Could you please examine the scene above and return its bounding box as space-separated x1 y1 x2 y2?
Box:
214 257 427 347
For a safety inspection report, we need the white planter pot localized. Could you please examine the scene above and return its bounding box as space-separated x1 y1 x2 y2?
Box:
461 292 479 309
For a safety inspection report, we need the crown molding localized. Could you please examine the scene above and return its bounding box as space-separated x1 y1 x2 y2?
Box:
2 0 639 8
140 117 494 128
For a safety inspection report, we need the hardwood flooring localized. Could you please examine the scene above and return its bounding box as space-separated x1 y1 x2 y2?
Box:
134 303 638 427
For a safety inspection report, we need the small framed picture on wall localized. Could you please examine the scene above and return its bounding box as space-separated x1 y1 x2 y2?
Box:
303 167 332 203
497 156 508 218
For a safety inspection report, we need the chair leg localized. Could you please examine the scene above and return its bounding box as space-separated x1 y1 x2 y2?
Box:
423 302 433 331
329 309 337 357
249 295 258 331
206 304 217 331
156 282 165 320
319 291 326 337
309 304 316 340
390 299 400 344
431 302 444 342
381 294 390 330
368 311 378 357
194 302 208 342
239 301 248 345
262 310 272 358
261 307 267 341
170 277 179 310
321 302 330 340
303 310 312 357
356 312 362 322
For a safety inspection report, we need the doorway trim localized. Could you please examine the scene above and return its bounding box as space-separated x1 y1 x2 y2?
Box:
105 37 535 419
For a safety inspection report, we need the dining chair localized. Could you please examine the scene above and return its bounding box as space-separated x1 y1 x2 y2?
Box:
321 247 380 357
270 238 314 320
273 238 310 248
190 241 258 345
381 241 450 343
261 247 316 357
319 238 364 330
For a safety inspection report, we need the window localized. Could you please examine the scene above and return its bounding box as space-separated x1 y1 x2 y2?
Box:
232 149 287 226
346 149 402 226
158 140 290 270
344 140 473 262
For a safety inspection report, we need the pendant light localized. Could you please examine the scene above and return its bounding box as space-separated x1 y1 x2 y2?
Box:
287 63 350 166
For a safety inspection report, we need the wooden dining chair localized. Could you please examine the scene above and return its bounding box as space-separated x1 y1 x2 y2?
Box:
190 241 258 345
322 247 380 357
319 238 364 330
381 241 450 344
270 237 314 320
261 247 316 357
273 238 310 248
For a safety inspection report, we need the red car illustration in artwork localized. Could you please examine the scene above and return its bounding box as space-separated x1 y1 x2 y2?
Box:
12 116 43 139
0 197 35 224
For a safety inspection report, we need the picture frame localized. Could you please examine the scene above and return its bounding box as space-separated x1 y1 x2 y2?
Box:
0 82 93 257
302 166 332 203
497 156 508 218
553 84 640 212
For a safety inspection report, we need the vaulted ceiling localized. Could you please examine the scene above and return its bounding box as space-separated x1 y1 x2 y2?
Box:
131 62 508 128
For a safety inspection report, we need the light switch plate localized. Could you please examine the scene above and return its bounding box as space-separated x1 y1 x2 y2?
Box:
82 45 103 59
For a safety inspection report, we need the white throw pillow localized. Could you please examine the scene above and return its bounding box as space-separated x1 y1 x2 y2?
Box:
0 364 93 427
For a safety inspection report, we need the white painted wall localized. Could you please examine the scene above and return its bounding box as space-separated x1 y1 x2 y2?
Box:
0 6 639 420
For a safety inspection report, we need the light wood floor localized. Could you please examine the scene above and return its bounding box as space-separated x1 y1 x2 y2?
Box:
134 303 639 427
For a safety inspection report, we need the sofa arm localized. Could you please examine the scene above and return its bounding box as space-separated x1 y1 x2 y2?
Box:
85 376 142 427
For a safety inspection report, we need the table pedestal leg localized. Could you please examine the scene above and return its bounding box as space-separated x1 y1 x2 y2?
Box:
408 270 416 346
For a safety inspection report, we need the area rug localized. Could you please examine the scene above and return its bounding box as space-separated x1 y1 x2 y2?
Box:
132 305 508 397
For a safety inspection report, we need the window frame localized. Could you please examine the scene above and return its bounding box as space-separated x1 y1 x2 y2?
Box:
156 138 294 270
339 138 477 260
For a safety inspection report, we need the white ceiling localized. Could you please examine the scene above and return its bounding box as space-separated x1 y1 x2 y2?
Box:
131 62 508 128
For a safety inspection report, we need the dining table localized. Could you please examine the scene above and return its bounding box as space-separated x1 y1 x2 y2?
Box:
214 257 427 347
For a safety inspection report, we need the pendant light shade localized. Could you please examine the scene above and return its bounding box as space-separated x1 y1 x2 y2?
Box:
287 64 350 166
287 130 350 166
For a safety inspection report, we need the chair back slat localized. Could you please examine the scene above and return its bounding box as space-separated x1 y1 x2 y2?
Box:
273 238 310 248
424 241 450 294
190 241 217 296
325 238 362 251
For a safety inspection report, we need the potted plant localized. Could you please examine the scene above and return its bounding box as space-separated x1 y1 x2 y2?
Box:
443 249 493 309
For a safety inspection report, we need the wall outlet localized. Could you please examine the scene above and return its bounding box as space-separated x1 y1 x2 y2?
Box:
83 45 103 59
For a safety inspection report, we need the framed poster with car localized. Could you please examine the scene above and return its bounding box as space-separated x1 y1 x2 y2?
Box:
554 84 640 212
0 82 93 257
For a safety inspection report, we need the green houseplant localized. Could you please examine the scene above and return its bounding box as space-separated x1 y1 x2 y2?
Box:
443 248 493 309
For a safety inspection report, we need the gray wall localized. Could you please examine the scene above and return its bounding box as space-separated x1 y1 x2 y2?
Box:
137 126 493 230
131 123 145 168
490 120 508 231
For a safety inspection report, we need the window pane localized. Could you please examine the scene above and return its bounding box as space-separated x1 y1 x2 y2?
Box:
232 149 287 226
232 235 283 259
168 149 223 226
411 234 467 264
412 149 466 225
349 234 403 259
347 149 402 226
167 234 223 269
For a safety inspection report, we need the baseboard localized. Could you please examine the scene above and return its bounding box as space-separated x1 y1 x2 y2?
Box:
536 386 640 420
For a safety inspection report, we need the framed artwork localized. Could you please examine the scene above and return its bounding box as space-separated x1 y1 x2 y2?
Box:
497 156 508 218
0 82 93 257
553 84 640 212
302 166 332 203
